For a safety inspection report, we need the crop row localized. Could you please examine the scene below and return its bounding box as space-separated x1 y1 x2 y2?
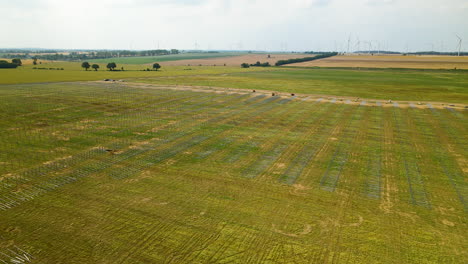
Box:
361 105 384 199
104 95 296 180
0 87 211 174
408 107 467 212
0 91 260 209
392 106 431 208
241 99 330 180
0 90 221 176
320 104 367 191
279 102 343 184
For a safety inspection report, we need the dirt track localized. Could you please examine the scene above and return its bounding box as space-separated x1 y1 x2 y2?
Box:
90 81 467 110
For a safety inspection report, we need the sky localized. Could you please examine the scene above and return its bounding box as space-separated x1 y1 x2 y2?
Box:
1 0 467 52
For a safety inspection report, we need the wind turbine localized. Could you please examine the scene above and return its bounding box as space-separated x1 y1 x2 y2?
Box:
363 41 372 54
455 34 462 56
355 37 361 54
347 35 351 54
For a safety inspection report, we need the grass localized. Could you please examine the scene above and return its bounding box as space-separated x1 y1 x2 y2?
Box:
0 61 271 84
87 52 244 64
0 82 466 263
137 67 468 103
1 61 467 103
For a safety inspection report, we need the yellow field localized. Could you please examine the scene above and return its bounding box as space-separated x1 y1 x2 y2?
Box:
291 55 468 69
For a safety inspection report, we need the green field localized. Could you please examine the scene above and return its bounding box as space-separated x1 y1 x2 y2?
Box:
87 52 243 64
0 63 270 85
0 62 467 263
0 79 467 263
1 62 467 104
136 68 468 103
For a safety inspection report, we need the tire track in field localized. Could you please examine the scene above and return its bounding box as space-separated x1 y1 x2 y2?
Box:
408 108 467 212
379 107 400 212
392 106 431 208
0 85 188 136
111 95 292 177
216 96 302 163
262 102 343 184
0 91 215 198
240 99 327 180
293 103 361 188
427 107 467 156
318 105 367 191
0 92 254 210
104 95 286 180
161 219 230 263
0 88 201 175
188 96 299 165
279 102 344 185
65 92 253 183
361 105 384 199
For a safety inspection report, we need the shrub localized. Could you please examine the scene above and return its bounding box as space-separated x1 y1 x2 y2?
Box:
0 60 18 68
275 52 338 66
12 58 22 66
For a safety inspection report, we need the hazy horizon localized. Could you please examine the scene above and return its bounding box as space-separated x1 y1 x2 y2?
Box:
2 0 467 52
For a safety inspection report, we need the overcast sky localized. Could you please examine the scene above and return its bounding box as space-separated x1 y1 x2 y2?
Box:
1 0 467 52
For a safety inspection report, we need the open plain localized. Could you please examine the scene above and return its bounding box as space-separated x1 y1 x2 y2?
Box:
0 60 467 263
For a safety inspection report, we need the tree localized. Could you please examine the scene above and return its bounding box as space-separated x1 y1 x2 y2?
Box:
81 62 91 71
241 63 250 68
33 57 38 65
12 58 22 66
106 62 117 71
171 49 179 54
92 64 99 71
152 63 161 71
0 60 18 68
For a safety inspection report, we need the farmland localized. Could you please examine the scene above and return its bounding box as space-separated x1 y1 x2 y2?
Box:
2 63 467 104
290 55 468 69
87 52 243 65
0 62 271 85
158 53 315 66
136 67 468 104
0 70 467 263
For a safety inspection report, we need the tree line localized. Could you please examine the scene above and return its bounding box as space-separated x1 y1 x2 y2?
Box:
81 62 161 71
241 61 271 68
274 52 338 66
0 59 22 69
2 49 180 61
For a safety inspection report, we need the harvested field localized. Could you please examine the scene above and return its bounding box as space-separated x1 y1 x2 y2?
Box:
290 55 468 69
0 81 466 263
159 53 315 66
